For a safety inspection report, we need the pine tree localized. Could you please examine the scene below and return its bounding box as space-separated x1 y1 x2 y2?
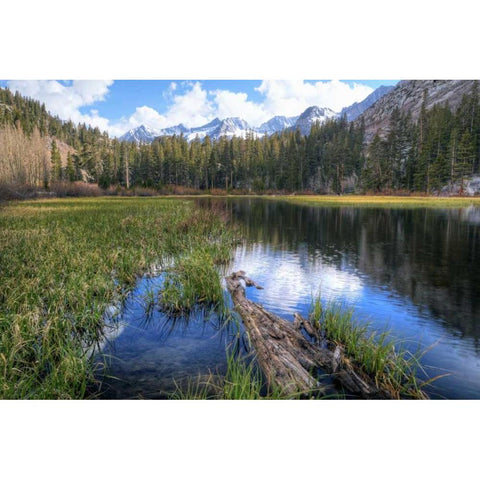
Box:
50 139 62 182
455 131 475 189
65 152 76 182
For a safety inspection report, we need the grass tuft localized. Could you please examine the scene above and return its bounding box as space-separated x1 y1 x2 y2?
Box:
160 249 228 315
309 297 437 399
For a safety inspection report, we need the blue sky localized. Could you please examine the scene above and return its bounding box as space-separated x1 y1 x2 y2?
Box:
0 79 399 136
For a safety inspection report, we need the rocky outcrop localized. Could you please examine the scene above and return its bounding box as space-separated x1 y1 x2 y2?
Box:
440 175 480 196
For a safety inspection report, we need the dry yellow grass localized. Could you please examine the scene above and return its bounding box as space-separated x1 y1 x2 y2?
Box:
271 195 480 208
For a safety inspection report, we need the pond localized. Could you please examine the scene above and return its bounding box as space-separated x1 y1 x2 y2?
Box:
95 198 480 399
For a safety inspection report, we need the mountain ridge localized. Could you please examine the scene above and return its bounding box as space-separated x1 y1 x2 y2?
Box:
119 85 395 143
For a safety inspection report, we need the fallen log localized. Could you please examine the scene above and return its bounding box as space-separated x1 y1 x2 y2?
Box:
226 271 393 398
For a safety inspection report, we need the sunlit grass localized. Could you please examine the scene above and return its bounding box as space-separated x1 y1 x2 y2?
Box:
274 194 480 208
0 197 237 399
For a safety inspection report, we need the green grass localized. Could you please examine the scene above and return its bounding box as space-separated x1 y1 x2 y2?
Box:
160 249 228 315
0 197 237 399
309 297 438 399
273 194 480 208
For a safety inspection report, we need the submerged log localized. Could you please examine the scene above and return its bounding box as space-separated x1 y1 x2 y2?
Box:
226 271 393 399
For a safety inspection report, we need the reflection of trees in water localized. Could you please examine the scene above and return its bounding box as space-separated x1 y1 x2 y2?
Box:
202 198 480 344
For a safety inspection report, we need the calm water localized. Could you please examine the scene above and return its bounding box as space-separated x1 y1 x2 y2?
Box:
95 198 480 399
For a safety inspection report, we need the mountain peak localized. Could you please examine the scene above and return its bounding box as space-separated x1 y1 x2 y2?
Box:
256 115 299 135
294 106 338 135
120 124 159 143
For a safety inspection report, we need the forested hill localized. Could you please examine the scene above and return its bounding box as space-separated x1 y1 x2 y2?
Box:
1 81 480 195
0 88 109 148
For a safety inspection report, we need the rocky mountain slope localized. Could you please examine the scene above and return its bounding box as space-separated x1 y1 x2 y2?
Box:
256 115 298 135
358 80 478 142
340 85 394 121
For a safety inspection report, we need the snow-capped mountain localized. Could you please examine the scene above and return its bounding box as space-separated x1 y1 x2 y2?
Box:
120 125 161 143
120 123 190 143
160 123 190 136
121 117 258 144
293 106 338 135
186 117 253 142
182 118 221 141
216 117 251 138
256 115 299 135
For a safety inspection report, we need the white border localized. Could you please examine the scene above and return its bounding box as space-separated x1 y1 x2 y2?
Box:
1 1 479 479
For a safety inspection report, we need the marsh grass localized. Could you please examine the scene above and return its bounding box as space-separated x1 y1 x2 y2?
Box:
159 249 228 315
275 194 480 208
309 298 440 399
0 197 237 399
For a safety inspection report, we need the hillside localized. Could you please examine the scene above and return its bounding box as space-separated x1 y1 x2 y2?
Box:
359 80 478 142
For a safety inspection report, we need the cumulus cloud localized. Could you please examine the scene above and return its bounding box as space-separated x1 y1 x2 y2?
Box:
211 89 268 126
256 80 374 116
6 79 375 137
165 82 215 127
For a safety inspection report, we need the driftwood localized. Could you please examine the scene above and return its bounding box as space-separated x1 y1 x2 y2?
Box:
226 271 393 398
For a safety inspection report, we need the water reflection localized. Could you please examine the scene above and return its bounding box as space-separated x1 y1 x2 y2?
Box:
214 199 480 341
94 275 239 399
232 243 364 314
199 198 480 398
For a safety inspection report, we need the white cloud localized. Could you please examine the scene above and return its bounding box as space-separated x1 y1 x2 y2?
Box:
164 82 215 127
118 106 167 133
256 80 374 116
211 89 268 126
6 79 375 137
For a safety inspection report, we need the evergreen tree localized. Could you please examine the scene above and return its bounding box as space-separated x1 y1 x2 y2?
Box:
65 152 76 182
50 139 62 182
